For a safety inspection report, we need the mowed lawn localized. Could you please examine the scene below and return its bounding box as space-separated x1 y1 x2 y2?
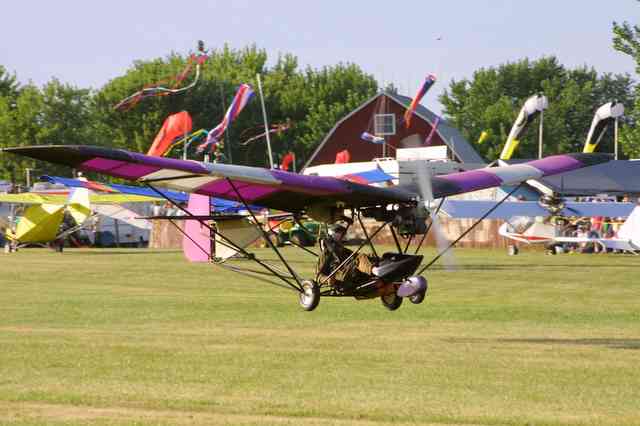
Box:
0 247 638 425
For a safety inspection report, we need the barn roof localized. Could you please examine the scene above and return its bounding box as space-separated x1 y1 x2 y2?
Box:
386 92 486 164
304 91 486 169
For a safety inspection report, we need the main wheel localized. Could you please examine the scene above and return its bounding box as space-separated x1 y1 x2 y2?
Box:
381 292 403 311
298 280 320 311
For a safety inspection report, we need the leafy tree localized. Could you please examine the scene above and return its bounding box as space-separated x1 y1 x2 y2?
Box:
0 65 19 101
92 45 377 168
0 43 378 180
613 18 640 158
440 56 634 160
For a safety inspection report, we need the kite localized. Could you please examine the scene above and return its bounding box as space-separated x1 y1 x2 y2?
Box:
361 132 385 144
163 129 209 157
197 83 255 153
147 111 193 157
404 74 437 128
423 117 440 146
114 41 208 111
241 121 291 145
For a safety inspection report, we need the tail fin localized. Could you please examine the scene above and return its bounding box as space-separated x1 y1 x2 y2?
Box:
617 206 640 247
66 186 91 225
182 194 212 262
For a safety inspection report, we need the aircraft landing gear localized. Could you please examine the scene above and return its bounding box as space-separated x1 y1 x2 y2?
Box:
381 292 403 311
299 280 320 311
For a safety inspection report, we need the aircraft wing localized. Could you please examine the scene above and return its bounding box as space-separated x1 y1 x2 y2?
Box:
41 175 254 214
3 146 609 213
426 153 610 200
89 194 160 204
442 200 635 220
4 146 415 212
0 193 68 205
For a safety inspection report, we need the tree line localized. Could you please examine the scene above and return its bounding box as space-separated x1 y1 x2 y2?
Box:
0 17 639 184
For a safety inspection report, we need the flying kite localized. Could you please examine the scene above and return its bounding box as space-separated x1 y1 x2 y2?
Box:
241 121 291 145
114 41 209 111
361 132 385 144
197 83 255 153
404 74 437 128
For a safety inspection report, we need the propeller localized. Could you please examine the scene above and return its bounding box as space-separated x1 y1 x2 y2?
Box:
416 164 457 271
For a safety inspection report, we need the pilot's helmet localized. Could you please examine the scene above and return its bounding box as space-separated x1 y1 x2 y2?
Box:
328 223 347 238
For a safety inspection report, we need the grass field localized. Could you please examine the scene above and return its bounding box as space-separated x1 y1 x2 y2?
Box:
0 247 638 425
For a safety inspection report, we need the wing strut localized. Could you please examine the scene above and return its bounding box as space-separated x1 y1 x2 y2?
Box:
356 212 380 260
226 178 305 292
417 184 522 274
144 183 302 293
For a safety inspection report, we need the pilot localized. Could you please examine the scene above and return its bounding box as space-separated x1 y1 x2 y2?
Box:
317 221 375 290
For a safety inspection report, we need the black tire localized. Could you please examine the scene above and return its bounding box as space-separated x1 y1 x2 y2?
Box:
298 280 320 311
409 290 426 304
381 292 403 311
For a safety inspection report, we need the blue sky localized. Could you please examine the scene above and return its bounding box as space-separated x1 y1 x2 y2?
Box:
1 1 638 113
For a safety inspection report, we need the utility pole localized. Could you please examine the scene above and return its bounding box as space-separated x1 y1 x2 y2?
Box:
256 74 274 169
614 116 619 160
25 168 34 189
538 108 544 159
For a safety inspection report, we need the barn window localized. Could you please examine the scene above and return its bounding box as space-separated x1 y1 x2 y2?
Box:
374 114 396 136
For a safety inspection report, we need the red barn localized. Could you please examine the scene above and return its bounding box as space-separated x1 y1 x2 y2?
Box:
303 91 485 168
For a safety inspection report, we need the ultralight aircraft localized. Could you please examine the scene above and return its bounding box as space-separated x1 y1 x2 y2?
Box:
2 145 609 310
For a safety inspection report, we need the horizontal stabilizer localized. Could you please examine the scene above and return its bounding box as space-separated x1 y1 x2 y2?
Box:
92 204 152 230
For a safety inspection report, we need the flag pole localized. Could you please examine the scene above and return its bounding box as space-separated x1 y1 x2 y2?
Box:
614 116 619 160
256 74 274 169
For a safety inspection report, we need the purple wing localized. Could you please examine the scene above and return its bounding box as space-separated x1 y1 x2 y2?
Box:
2 146 609 212
3 145 413 212
429 153 610 199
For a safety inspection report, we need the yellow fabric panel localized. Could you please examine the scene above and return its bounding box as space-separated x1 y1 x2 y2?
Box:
89 194 159 204
13 204 65 243
67 203 91 225
0 193 67 205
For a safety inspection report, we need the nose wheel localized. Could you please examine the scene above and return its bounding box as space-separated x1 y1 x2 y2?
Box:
381 292 403 310
409 289 426 304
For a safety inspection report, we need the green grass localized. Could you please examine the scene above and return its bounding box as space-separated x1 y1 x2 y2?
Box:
0 247 639 425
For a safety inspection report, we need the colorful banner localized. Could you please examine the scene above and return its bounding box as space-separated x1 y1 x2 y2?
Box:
198 83 255 153
404 74 437 128
361 131 385 144
424 117 440 146
147 111 193 157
